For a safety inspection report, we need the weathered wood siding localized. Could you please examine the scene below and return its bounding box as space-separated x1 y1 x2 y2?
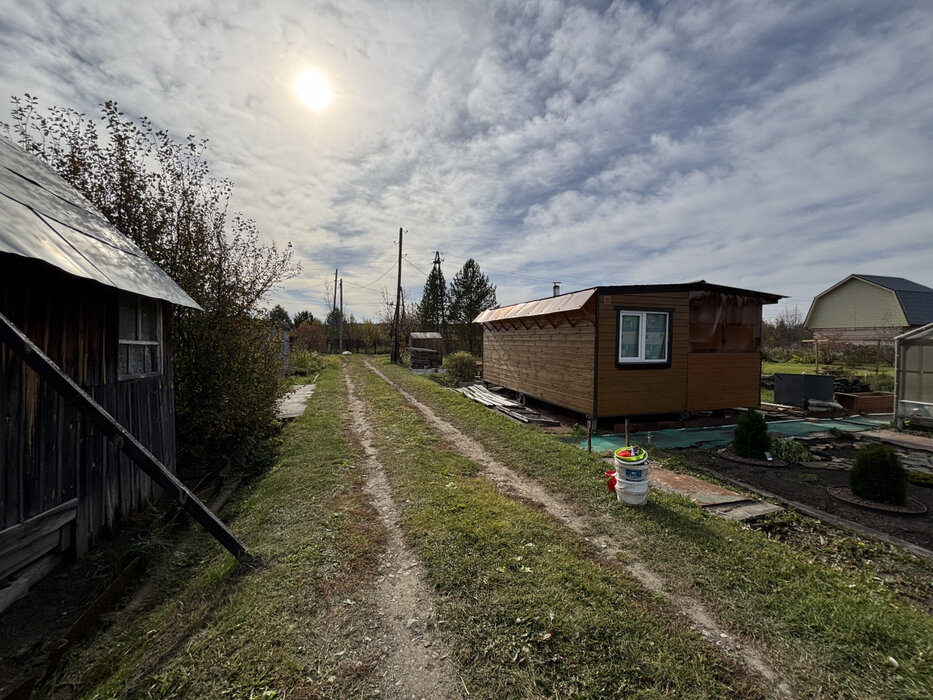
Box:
481 305 595 415
596 292 689 416
686 354 761 410
1 256 175 574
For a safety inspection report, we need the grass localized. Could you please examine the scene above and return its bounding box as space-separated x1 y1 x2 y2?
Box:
39 365 387 698
763 361 894 377
347 360 762 698
369 357 933 699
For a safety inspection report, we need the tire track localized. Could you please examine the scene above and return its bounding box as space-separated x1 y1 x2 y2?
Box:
345 371 458 700
362 360 793 699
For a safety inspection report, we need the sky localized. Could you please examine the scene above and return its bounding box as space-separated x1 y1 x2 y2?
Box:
1 0 931 322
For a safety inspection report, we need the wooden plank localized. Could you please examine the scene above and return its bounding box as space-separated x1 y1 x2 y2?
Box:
0 498 78 559
0 530 59 581
0 550 62 614
0 311 248 560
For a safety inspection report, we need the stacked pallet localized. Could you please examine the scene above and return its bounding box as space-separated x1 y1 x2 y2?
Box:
408 347 437 370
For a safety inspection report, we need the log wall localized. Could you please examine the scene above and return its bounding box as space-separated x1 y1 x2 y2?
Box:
0 256 175 577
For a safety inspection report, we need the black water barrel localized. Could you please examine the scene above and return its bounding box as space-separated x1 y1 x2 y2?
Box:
773 373 835 408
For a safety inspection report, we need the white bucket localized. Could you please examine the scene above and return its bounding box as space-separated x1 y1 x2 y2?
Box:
616 478 649 506
614 463 650 482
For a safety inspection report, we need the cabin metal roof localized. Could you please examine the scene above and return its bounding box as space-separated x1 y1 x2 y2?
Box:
0 136 200 309
474 281 782 323
410 331 442 340
474 288 597 323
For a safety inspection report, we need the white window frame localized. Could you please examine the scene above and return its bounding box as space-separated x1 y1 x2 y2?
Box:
617 309 670 364
118 295 163 380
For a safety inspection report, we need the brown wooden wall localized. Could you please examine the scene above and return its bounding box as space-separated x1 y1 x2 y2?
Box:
1 256 176 577
686 354 761 411
596 291 689 416
481 288 765 420
481 303 595 415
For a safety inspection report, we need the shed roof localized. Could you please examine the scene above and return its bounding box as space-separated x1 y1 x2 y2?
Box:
410 332 442 340
474 281 782 324
0 136 200 309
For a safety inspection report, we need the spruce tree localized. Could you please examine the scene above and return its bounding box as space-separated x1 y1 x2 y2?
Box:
448 259 497 354
419 258 446 332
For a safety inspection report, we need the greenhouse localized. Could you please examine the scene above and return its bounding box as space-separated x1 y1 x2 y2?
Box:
895 322 933 427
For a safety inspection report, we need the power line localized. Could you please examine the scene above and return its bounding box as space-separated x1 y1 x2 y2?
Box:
403 256 431 279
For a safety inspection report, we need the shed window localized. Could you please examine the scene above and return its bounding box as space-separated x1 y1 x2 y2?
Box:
119 295 162 379
618 310 670 364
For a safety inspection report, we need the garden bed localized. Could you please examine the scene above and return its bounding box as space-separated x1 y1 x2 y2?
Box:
685 445 933 551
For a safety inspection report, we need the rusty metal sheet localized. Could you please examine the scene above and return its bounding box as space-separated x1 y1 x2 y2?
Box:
474 288 596 323
0 137 200 309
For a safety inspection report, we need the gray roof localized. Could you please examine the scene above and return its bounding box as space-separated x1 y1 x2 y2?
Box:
410 332 443 339
0 136 200 309
854 275 933 325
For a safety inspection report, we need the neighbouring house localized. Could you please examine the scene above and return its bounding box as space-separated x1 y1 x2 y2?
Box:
0 136 201 593
475 281 782 425
895 322 933 428
805 275 933 346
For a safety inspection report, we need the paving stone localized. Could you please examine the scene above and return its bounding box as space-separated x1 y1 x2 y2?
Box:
705 502 784 522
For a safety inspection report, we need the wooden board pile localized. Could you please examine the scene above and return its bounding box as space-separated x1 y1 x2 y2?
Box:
457 384 560 427
408 347 437 370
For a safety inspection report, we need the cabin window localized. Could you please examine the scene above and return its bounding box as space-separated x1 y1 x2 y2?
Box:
118 295 162 379
617 310 670 364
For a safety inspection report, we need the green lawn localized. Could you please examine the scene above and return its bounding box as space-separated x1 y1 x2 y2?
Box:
762 361 894 377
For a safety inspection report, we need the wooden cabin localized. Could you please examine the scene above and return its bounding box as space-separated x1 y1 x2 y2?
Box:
475 282 782 424
0 136 200 591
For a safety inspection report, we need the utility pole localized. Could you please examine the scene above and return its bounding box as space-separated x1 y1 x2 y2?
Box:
338 278 344 353
329 268 338 354
392 227 403 363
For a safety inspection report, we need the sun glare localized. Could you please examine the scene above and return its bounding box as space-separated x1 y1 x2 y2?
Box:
294 67 334 113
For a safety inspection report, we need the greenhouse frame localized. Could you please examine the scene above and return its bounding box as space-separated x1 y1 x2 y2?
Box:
895 322 933 428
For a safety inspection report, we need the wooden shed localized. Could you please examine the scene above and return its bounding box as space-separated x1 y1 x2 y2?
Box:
475 282 782 424
0 136 201 589
805 275 933 346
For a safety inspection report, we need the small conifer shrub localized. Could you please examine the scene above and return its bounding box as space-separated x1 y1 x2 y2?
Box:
733 409 771 459
849 445 907 506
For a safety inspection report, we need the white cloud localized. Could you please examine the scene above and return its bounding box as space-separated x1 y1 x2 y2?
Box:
1 0 931 321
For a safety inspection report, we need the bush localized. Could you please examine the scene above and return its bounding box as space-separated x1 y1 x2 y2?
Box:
174 314 286 477
733 409 771 459
289 348 340 376
849 445 907 506
771 438 812 464
444 351 479 384
867 374 894 392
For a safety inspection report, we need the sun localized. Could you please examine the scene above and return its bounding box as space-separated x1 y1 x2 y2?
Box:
293 67 334 113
